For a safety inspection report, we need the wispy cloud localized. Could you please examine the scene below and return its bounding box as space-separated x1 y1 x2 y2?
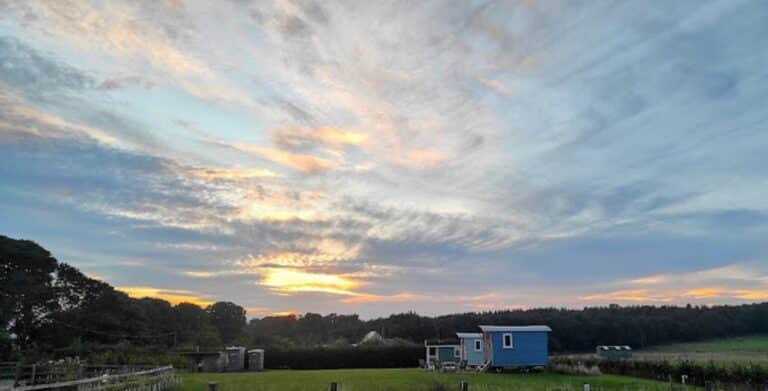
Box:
1 0 767 317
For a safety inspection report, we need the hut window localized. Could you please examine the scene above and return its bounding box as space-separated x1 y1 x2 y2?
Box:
474 340 482 352
503 333 514 349
454 347 460 358
429 347 436 356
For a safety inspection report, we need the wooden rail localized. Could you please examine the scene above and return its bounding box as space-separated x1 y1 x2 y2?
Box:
10 366 179 391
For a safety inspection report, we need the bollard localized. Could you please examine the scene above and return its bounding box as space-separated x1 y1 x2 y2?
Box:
583 382 590 391
329 381 338 391
460 381 468 391
208 382 218 391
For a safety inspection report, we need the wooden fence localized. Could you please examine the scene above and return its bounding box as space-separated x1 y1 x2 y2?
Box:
5 366 179 391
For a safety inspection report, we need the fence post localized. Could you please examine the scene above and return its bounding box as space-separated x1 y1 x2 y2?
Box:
583 383 590 391
30 364 37 385
329 381 338 391
460 380 468 391
208 381 218 391
14 363 22 387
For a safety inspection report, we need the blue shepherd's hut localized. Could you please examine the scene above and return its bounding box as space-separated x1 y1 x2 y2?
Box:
479 325 551 369
456 332 484 368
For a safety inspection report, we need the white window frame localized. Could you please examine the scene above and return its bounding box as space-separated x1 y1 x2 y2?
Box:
502 333 514 349
474 339 482 352
454 347 461 358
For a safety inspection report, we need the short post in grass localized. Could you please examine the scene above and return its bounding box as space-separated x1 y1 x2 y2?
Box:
704 381 713 391
329 381 338 391
208 382 218 391
460 380 468 391
583 382 590 391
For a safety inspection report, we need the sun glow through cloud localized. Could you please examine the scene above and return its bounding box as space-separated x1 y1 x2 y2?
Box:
260 269 361 296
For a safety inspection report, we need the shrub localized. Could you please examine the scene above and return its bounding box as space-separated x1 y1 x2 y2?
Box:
550 356 768 389
265 345 423 369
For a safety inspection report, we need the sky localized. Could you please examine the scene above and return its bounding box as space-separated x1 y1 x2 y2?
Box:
1 0 767 319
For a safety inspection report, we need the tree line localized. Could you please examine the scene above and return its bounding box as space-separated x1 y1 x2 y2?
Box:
2 234 767 362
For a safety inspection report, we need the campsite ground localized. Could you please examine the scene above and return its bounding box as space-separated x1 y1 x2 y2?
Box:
635 335 768 364
178 368 684 391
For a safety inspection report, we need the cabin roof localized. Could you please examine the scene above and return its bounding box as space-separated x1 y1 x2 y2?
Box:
456 332 483 339
478 325 552 332
424 338 460 346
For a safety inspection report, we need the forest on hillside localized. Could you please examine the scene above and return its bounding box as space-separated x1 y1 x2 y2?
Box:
2 234 767 362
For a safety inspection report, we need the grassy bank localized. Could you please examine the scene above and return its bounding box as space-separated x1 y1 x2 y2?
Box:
178 368 687 391
644 335 768 353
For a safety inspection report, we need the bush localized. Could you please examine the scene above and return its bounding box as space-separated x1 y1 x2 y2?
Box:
550 356 768 389
265 345 423 369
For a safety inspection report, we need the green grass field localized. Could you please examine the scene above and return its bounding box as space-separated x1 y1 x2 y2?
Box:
644 335 768 353
636 335 768 364
178 369 689 391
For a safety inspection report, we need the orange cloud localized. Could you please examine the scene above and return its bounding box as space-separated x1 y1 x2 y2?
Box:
581 289 674 302
683 288 725 299
234 143 339 173
260 269 361 296
629 275 669 285
117 286 213 307
316 127 366 145
734 290 768 300
188 167 279 180
272 126 367 150
340 292 422 304
582 286 768 303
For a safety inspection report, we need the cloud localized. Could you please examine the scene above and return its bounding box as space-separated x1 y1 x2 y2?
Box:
340 292 422 304
233 143 340 174
0 36 94 99
583 262 768 304
2 1 768 317
271 126 366 151
186 167 280 180
259 268 361 296
117 285 214 306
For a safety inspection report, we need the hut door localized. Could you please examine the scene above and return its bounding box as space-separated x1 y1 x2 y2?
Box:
484 333 492 362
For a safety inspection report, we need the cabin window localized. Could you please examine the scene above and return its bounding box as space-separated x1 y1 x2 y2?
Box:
503 333 514 349
428 347 436 356
454 347 460 358
474 340 482 352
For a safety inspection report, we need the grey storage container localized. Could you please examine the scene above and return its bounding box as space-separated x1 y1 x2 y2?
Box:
248 349 265 371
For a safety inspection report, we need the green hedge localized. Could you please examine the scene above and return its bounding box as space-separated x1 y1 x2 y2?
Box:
265 346 423 369
551 356 768 388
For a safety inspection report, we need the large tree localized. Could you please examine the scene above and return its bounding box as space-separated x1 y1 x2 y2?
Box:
207 301 246 344
0 235 59 349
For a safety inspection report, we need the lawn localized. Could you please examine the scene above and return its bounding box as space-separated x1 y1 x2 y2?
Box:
178 369 688 391
636 335 768 364
644 335 768 353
